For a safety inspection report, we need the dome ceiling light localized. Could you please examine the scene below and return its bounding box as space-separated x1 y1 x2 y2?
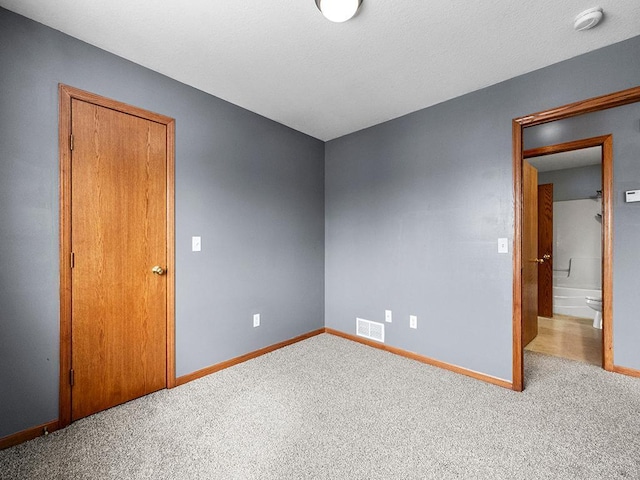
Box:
315 0 362 23
574 7 604 31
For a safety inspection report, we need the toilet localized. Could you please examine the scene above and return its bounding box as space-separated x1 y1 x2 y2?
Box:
586 296 603 329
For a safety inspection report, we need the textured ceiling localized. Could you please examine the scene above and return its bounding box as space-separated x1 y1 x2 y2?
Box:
1 1 639 140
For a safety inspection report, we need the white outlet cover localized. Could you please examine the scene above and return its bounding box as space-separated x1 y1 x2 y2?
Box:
192 236 202 252
253 313 260 327
410 315 417 329
385 310 392 323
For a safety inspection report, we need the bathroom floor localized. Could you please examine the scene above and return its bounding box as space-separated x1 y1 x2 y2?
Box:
525 314 602 366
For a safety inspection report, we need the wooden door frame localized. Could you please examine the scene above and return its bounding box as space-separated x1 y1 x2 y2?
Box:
512 85 640 392
58 84 176 428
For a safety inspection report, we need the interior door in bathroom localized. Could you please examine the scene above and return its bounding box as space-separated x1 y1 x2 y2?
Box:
522 160 539 346
537 183 553 318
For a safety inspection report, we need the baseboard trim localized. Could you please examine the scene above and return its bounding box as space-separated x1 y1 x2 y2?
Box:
0 420 59 450
612 365 640 379
175 328 325 386
325 328 513 390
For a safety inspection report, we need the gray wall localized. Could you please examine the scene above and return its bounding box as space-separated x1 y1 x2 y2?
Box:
325 35 640 381
538 165 602 201
0 8 324 439
525 103 640 370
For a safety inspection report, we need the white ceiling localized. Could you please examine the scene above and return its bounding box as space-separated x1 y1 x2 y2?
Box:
2 1 640 141
528 146 602 172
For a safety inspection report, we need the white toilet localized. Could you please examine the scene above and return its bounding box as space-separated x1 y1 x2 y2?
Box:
586 296 603 329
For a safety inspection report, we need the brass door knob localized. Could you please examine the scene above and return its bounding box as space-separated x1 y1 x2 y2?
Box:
543 254 551 260
532 258 545 264
151 265 165 275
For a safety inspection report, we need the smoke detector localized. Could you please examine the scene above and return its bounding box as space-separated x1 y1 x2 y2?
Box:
574 7 604 31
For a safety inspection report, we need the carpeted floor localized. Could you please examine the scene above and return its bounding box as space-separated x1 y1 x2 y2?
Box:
1 333 639 479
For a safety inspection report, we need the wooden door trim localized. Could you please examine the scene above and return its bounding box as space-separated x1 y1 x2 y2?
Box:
523 135 612 158
512 120 524 391
512 84 640 391
59 84 176 428
515 87 640 128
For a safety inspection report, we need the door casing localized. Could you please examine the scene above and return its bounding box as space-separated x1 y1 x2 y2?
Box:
512 85 640 391
59 84 176 427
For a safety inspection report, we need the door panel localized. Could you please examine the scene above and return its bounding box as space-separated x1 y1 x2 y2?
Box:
537 183 553 318
522 161 539 347
71 99 167 420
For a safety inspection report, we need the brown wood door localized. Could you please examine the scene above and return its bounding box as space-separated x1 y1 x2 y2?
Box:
522 160 539 347
70 98 167 420
537 183 553 318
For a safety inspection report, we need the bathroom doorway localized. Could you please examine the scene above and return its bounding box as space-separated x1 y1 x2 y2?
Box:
512 85 640 392
523 141 605 366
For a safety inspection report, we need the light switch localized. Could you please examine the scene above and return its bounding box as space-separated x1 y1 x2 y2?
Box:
192 236 201 252
498 238 508 254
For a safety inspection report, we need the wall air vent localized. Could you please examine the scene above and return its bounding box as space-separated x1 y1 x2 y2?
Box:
356 318 385 342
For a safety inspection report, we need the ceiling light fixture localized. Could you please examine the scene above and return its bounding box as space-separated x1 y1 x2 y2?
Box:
315 0 362 23
574 7 604 31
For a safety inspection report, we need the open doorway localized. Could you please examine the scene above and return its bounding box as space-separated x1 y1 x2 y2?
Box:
509 85 640 391
523 141 605 367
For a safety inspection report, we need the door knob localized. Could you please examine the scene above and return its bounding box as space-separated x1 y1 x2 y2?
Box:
151 265 165 275
543 254 551 260
532 258 545 264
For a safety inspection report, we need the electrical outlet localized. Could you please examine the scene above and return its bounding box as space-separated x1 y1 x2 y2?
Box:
409 315 417 329
385 310 392 323
253 313 260 327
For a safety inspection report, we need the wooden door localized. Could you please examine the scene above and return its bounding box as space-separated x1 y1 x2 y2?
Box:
522 161 539 347
537 183 553 318
70 98 168 420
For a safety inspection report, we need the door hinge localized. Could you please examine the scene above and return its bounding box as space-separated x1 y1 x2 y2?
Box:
70 252 75 269
69 369 74 386
70 134 74 151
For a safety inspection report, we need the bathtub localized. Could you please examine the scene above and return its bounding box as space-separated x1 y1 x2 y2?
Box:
553 286 601 318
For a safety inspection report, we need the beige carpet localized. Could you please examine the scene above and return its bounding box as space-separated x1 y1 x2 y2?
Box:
1 333 639 479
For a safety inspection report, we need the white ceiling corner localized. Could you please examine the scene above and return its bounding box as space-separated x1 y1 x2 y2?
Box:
1 0 639 141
